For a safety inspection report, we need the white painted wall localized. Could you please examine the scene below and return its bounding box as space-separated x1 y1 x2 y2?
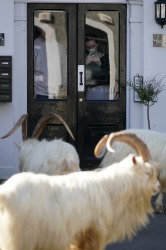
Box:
0 0 166 178
143 1 166 132
0 0 19 179
0 0 27 178
127 0 166 131
126 0 144 128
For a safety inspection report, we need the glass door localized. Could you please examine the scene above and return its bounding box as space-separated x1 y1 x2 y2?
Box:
27 3 127 170
27 4 77 146
77 3 127 169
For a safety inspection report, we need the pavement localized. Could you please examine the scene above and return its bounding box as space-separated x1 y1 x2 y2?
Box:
106 195 166 250
106 214 166 250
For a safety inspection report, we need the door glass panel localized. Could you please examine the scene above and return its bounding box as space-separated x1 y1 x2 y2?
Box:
85 11 119 101
34 10 67 100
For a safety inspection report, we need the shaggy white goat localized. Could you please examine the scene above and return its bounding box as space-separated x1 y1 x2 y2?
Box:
19 138 80 175
94 128 166 213
1 113 80 175
0 132 160 250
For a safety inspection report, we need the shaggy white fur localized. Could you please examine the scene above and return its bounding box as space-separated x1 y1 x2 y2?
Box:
98 129 166 213
19 138 80 175
1 113 80 176
0 153 160 250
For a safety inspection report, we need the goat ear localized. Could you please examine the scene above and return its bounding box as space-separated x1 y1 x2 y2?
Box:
132 156 137 165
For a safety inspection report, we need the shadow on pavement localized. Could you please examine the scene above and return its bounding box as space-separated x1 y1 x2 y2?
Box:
106 195 166 250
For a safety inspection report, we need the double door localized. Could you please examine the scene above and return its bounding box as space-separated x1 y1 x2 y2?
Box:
27 3 127 170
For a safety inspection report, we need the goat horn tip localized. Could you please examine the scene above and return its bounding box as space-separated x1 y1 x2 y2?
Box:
106 145 115 153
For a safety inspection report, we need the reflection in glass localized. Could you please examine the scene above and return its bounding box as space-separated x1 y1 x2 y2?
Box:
85 11 119 101
34 11 67 100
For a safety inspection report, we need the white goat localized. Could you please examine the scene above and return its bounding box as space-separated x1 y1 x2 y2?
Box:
94 128 166 213
1 113 80 175
19 138 80 175
0 132 160 250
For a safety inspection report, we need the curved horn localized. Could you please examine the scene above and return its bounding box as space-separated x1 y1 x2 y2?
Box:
51 113 75 140
1 114 28 141
94 134 109 158
32 113 75 140
31 114 53 139
106 131 151 162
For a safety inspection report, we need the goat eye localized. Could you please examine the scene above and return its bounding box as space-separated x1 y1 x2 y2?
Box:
132 156 137 165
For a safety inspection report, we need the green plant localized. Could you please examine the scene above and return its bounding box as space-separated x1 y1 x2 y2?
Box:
127 74 165 129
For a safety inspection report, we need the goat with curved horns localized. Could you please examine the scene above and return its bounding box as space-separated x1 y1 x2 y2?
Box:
1 112 75 141
0 131 160 250
94 129 165 213
1 112 80 175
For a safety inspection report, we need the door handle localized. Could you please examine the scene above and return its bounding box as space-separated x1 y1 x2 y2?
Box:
78 65 85 92
79 72 83 85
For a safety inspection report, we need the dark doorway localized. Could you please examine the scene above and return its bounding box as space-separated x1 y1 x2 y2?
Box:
27 3 127 170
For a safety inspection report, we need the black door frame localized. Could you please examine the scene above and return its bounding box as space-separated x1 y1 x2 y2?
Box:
27 3 127 170
77 3 127 169
27 3 77 146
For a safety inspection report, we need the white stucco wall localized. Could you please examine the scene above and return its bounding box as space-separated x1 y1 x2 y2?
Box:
0 0 27 178
126 0 166 131
126 0 144 128
143 1 166 132
0 0 19 178
0 0 166 178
